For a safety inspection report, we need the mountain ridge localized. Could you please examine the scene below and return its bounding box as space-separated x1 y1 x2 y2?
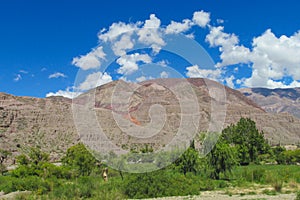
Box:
1 78 300 163
240 87 300 119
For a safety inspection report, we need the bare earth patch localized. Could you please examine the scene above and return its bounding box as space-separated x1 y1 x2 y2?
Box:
144 191 296 200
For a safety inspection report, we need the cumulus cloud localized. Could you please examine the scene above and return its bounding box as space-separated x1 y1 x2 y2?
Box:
207 25 300 88
72 46 106 70
165 19 193 34
160 71 169 78
165 10 210 35
137 14 165 53
192 10 210 28
116 53 152 75
49 72 67 79
206 26 239 48
186 65 221 81
78 72 112 91
46 72 112 98
156 60 169 67
136 76 147 82
112 34 135 56
98 22 139 42
225 75 235 88
46 87 81 99
72 11 211 73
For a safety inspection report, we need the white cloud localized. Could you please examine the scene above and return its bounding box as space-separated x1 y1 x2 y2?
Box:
217 19 224 24
156 60 169 67
136 76 147 82
116 53 152 75
46 72 112 98
138 14 165 53
165 19 193 34
46 87 82 99
14 74 22 82
49 72 67 79
19 70 28 74
225 75 235 88
208 26 300 88
218 45 251 67
186 65 221 81
160 71 169 78
185 33 195 39
72 46 106 70
78 72 112 91
112 34 134 56
98 22 139 42
206 26 239 48
192 10 210 28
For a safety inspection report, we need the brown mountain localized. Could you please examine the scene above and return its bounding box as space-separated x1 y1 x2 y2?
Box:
1 79 300 162
240 88 300 119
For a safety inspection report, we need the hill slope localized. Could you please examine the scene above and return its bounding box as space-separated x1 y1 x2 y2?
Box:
1 79 300 162
240 87 300 119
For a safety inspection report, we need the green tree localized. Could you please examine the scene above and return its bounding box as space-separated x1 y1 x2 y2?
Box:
12 147 51 177
62 143 96 176
207 139 237 180
0 149 11 175
174 142 201 175
222 118 270 165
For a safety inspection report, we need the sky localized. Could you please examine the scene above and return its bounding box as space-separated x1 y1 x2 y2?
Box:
1 0 300 98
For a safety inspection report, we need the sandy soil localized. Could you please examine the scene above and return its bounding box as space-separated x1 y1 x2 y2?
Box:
144 191 296 200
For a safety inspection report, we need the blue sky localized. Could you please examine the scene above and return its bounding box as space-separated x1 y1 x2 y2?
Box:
1 0 300 98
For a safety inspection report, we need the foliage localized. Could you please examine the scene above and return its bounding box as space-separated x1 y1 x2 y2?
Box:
222 118 270 165
61 143 97 177
123 171 200 198
296 191 300 200
2 118 300 199
12 147 54 178
0 149 11 175
207 138 237 179
174 144 202 175
277 149 300 165
0 176 55 194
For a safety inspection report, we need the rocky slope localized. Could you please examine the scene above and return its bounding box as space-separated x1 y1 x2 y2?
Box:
240 87 300 119
0 93 78 162
1 78 300 162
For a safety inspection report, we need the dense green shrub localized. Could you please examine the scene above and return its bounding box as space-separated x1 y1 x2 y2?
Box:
207 139 237 180
124 171 200 198
0 176 54 194
222 118 270 165
61 143 97 177
277 149 300 165
296 191 300 200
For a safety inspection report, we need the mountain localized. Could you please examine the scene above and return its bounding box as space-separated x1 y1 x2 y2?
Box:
1 79 300 163
0 93 78 161
240 88 300 119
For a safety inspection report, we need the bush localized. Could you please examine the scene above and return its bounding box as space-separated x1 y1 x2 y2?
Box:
0 176 53 194
272 180 283 192
124 171 200 198
296 191 300 200
252 168 266 183
61 143 97 177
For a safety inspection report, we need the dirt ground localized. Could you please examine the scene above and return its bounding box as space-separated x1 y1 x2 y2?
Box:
145 191 296 200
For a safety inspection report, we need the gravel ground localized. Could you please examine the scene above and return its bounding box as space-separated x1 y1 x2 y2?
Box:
0 190 297 199
142 191 296 200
